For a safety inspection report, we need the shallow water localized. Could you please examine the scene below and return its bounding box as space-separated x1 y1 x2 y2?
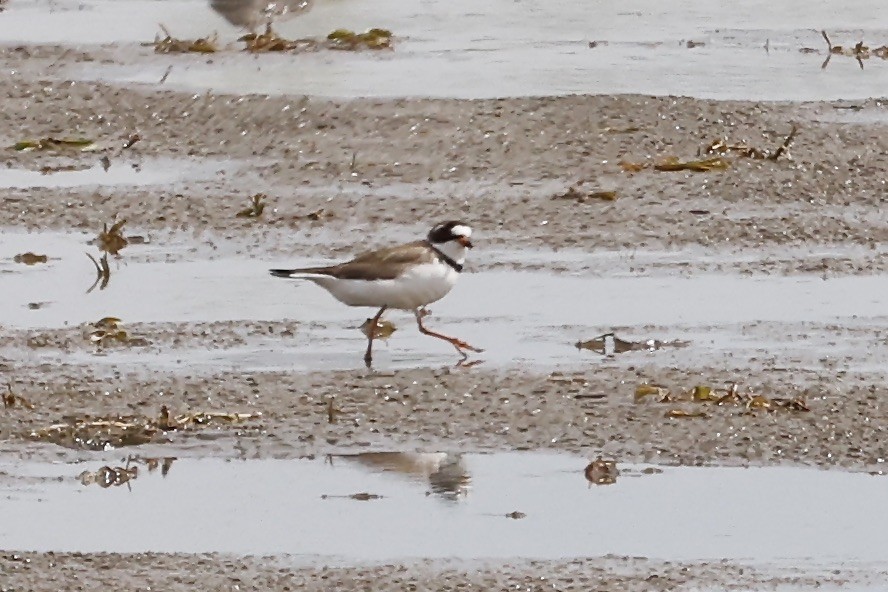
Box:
0 159 229 189
1 230 887 372
5 0 888 100
1 452 887 563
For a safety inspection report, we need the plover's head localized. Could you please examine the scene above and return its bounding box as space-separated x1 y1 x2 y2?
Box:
428 221 473 249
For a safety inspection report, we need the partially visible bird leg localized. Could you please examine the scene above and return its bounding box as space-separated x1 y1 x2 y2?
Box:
364 305 387 368
414 308 483 359
455 358 485 369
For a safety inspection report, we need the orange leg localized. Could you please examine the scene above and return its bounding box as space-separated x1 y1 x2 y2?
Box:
414 308 483 359
364 306 387 368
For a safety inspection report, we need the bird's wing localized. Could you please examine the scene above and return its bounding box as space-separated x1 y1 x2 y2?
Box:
331 241 436 280
270 242 436 281
348 241 433 265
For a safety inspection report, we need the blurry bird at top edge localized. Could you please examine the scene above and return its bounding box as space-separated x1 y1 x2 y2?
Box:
209 0 313 33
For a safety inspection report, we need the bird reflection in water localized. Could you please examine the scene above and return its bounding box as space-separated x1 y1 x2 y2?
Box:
332 452 471 501
209 0 313 33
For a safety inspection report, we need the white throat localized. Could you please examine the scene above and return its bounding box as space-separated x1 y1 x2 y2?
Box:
433 240 469 267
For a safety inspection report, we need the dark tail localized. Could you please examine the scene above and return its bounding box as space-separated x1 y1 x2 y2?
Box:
270 267 330 279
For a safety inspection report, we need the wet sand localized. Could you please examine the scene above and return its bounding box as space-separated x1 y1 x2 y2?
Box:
3 361 887 470
1 69 887 259
3 75 888 275
3 1 888 588
6 552 885 592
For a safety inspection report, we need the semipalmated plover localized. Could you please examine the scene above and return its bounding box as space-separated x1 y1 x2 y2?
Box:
270 221 483 366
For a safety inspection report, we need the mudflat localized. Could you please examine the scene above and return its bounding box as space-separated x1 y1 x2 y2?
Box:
2 1 888 589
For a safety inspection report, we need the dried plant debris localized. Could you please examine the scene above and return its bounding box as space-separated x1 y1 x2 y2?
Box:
11 137 98 152
326 398 338 424
360 318 397 341
84 219 128 292
292 207 330 222
602 125 640 134
29 406 261 450
634 382 810 417
576 333 689 356
547 372 591 386
704 126 798 161
665 409 709 419
236 27 392 52
85 252 111 293
78 456 175 487
807 31 888 70
554 184 618 203
153 25 218 54
31 417 158 450
654 156 730 172
13 252 48 265
86 317 150 348
239 30 315 52
236 193 266 218
3 385 35 410
93 316 121 330
505 511 527 519
584 456 618 485
321 492 384 501
326 28 393 50
122 133 142 150
548 374 606 400
96 219 129 255
40 164 91 175
621 126 797 174
137 456 177 476
155 405 261 431
633 384 668 402
618 160 647 173
79 464 138 488
619 156 729 173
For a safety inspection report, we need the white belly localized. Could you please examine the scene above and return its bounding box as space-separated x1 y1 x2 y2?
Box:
306 262 459 310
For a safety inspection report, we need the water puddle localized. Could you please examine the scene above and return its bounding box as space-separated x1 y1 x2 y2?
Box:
112 35 888 101
811 104 888 125
0 0 202 44
2 230 888 372
0 159 230 189
0 452 886 563
485 242 888 276
18 0 886 100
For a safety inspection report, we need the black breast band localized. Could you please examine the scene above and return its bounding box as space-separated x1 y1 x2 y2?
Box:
430 246 463 273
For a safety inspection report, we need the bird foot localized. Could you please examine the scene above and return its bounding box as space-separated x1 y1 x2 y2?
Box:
453 339 484 354
455 358 485 369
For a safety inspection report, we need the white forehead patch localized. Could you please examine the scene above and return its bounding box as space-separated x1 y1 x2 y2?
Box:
451 224 472 238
